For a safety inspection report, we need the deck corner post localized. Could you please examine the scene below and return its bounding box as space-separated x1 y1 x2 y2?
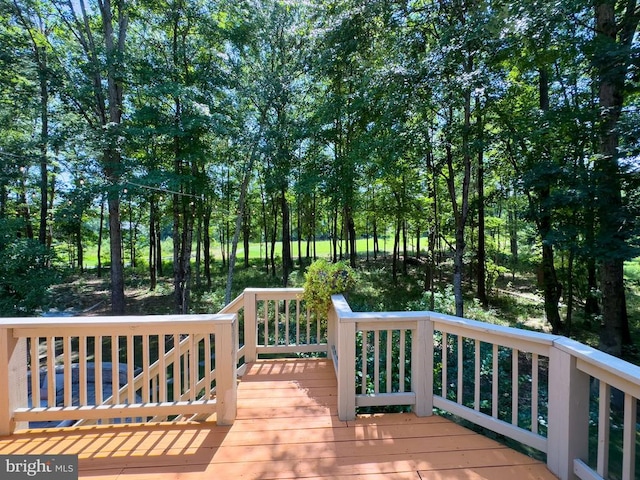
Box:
337 317 356 421
215 316 238 425
0 328 28 436
243 289 257 363
412 318 433 417
547 343 589 480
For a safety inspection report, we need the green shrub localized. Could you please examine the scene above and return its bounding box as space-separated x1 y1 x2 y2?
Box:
302 259 357 315
0 221 60 316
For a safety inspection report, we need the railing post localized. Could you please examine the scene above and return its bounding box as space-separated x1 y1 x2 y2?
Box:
0 328 28 435
547 340 590 480
327 306 337 367
412 318 433 417
243 289 257 363
337 316 356 421
215 315 238 426
328 294 349 370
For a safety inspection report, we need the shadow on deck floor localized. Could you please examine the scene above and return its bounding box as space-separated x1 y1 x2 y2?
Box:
0 358 557 479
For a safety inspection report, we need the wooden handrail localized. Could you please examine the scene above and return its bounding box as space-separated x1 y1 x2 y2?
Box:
0 314 237 435
330 293 639 480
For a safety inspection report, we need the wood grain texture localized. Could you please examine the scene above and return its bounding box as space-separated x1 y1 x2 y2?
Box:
0 358 557 479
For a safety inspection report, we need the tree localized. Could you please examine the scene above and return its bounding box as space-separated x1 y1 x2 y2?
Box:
593 0 639 355
51 0 129 314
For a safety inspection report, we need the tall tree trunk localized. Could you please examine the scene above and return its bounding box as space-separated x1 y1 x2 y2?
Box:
149 197 157 291
243 205 251 269
538 67 563 334
426 149 436 293
225 147 259 303
98 198 105 278
392 218 401 284
594 1 637 355
331 208 338 263
18 175 34 239
281 188 293 286
76 224 84 273
204 203 212 290
297 198 303 268
38 47 48 246
155 211 162 277
260 178 269 273
101 0 127 315
445 89 472 318
195 211 202 288
346 206 357 268
476 96 488 308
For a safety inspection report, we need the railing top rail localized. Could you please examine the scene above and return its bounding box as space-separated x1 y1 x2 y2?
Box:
337 311 430 323
219 293 245 314
245 287 304 301
244 287 304 294
331 294 353 315
428 311 559 346
554 336 640 395
1 314 236 335
331 302 558 349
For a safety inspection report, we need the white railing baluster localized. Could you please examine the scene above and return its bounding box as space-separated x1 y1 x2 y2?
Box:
79 336 87 406
399 330 406 393
173 333 180 401
457 335 463 404
385 331 391 393
95 336 103 405
189 335 197 402
512 348 519 426
296 300 301 345
442 332 448 399
622 393 637 480
264 301 269 347
597 381 610 477
47 337 55 408
204 333 212 396
159 334 166 402
531 353 538 434
142 335 150 402
127 335 135 404
112 336 119 405
362 331 368 394
275 301 280 345
492 343 498 418
474 339 480 411
30 338 40 408
374 330 380 394
64 336 72 407
285 299 290 345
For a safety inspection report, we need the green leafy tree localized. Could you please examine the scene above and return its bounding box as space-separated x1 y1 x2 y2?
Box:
0 219 59 316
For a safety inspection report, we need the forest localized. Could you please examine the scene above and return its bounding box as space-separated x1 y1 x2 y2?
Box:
0 0 639 360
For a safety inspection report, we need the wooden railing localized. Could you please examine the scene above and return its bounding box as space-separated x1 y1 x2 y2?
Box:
329 293 640 480
0 314 237 435
241 288 327 362
2 287 638 480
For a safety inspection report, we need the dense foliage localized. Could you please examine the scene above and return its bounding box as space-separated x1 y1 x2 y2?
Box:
1 0 639 356
302 259 356 315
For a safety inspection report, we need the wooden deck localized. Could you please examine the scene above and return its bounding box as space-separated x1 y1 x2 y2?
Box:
0 359 557 479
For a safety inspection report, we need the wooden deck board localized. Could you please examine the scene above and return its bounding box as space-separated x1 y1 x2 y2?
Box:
0 358 557 479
